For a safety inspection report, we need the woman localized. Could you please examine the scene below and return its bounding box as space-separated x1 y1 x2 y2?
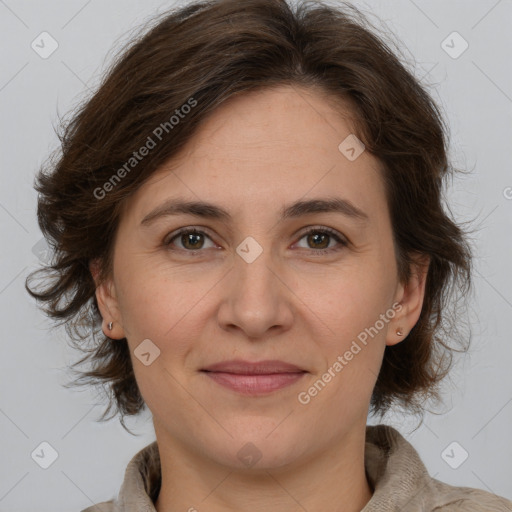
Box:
26 0 512 510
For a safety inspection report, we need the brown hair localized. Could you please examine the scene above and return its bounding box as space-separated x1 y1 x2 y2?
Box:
26 0 472 431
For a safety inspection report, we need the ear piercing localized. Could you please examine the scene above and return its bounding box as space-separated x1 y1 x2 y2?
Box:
108 321 113 330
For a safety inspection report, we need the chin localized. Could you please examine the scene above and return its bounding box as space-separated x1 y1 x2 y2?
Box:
204 424 308 471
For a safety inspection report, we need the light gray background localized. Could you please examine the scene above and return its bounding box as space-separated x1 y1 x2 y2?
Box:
1 0 511 510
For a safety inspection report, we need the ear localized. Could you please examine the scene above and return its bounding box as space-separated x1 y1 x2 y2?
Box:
386 253 430 347
89 259 125 339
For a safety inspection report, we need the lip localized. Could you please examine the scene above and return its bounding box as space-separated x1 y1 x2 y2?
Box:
201 359 307 396
201 359 305 374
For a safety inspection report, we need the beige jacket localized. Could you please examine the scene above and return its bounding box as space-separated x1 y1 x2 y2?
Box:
82 424 512 511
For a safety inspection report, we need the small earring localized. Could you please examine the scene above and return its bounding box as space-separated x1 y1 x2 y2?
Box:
396 327 403 336
108 321 113 330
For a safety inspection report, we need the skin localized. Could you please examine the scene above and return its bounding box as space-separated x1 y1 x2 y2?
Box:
92 84 429 512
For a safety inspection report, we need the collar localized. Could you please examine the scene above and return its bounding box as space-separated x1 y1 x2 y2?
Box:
107 424 508 511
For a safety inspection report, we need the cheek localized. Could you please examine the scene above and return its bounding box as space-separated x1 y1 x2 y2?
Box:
114 273 199 413
301 260 394 341
295 259 394 405
296 272 390 418
114 258 221 358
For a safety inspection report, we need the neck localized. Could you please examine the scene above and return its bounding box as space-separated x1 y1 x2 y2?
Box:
154 423 373 512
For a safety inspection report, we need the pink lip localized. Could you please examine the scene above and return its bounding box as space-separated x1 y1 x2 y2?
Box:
203 372 306 395
201 359 305 374
201 359 307 395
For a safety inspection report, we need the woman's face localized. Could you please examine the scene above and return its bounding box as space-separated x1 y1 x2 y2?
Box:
96 85 427 469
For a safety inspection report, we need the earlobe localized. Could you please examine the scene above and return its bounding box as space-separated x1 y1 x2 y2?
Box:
386 255 430 347
387 323 408 347
89 260 125 339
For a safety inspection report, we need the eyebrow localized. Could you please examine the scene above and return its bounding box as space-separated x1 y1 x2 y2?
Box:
140 197 369 226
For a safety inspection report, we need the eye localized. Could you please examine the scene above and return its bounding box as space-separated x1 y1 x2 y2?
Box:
163 226 348 255
164 228 217 252
294 226 348 255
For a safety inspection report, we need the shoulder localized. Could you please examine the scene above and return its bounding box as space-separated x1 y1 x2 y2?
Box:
429 478 512 511
364 424 512 511
80 499 114 512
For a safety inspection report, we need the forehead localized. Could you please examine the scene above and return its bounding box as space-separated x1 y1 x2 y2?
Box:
177 84 368 170
122 85 387 225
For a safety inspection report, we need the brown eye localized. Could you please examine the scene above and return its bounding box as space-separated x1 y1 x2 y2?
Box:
164 228 216 251
295 227 348 254
181 232 205 250
306 232 330 249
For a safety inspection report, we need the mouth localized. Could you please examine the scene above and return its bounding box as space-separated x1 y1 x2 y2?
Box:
200 359 307 395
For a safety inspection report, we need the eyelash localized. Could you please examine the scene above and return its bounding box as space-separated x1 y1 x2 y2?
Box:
163 226 348 256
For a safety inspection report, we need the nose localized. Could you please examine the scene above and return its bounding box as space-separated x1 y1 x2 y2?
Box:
216 240 294 340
